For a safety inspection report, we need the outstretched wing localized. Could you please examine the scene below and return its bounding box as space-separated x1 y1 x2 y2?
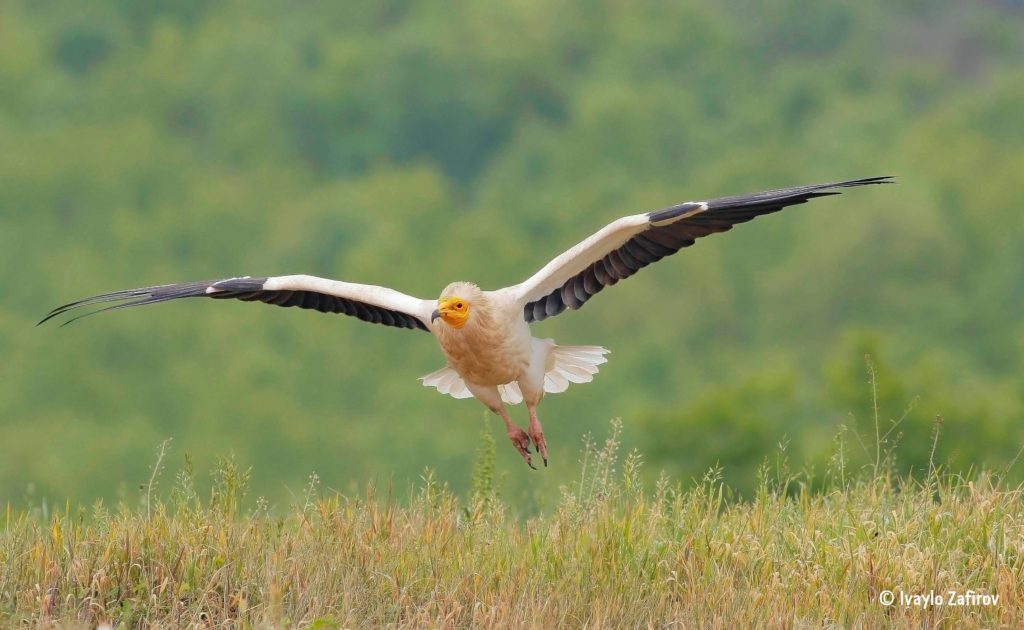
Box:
511 176 893 322
40 274 433 331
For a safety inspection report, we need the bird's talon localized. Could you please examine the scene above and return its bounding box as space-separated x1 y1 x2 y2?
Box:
529 430 549 468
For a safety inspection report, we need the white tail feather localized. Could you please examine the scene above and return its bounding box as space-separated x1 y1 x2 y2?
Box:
498 382 524 404
419 366 474 399
545 345 610 390
420 344 609 404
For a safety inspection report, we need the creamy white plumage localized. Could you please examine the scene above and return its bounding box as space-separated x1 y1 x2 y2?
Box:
42 177 892 468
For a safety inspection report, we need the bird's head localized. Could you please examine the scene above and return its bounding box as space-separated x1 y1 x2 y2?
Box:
432 282 481 329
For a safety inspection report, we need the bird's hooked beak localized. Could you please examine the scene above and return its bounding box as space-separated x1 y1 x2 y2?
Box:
432 296 470 328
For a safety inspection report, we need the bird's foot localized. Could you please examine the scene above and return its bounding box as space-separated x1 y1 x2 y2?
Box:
527 409 548 467
528 422 552 465
529 429 548 467
507 426 536 470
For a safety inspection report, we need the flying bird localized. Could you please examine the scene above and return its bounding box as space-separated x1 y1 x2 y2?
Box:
42 177 892 468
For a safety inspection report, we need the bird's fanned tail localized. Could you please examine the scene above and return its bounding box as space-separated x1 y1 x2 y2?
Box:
420 344 610 403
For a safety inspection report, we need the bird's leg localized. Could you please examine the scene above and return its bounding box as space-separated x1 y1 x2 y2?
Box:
526 404 548 467
497 407 535 470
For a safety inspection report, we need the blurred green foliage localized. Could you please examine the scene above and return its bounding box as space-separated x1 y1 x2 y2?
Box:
2 0 1022 506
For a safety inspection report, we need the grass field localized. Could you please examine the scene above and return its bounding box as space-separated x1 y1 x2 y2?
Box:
2 420 1023 629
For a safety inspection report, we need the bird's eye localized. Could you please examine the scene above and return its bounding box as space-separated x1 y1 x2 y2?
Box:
456 302 464 309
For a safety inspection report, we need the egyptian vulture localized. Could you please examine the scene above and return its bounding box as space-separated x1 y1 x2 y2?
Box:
42 176 892 468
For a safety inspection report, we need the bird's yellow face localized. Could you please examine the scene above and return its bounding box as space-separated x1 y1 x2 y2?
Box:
432 296 470 328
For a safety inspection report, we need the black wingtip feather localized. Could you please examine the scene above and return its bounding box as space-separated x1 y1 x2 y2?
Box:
39 280 223 326
705 176 895 212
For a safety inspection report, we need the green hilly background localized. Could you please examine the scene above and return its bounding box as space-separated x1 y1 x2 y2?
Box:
2 0 1022 507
